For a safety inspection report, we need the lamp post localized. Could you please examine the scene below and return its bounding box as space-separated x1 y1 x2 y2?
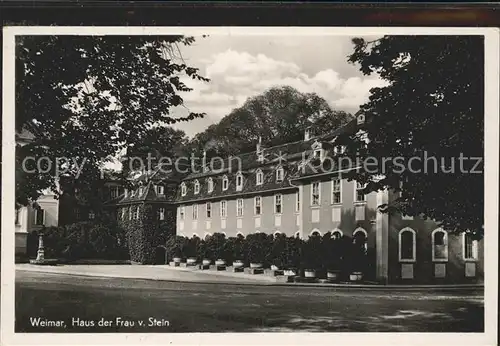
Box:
35 228 45 261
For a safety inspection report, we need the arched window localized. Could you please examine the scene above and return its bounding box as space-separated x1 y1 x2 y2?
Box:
207 178 214 193
310 229 321 237
432 228 448 262
273 230 282 237
222 175 229 191
204 232 212 240
332 228 343 240
353 227 367 250
236 172 244 191
294 231 301 239
256 169 264 186
194 180 200 194
236 231 245 238
399 227 416 262
463 232 478 261
192 233 200 239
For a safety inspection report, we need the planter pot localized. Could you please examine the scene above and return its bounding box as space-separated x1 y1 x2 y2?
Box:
304 269 316 278
327 270 340 281
186 258 197 265
284 269 297 276
202 259 211 266
349 272 363 282
173 257 182 264
233 260 244 268
215 259 226 266
250 263 263 269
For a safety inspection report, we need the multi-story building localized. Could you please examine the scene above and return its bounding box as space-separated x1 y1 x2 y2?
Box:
169 112 484 284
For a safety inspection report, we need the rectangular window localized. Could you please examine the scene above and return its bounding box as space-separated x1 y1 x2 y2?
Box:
74 208 80 220
464 233 478 260
179 206 185 220
208 179 214 193
355 181 366 202
311 182 320 206
206 202 211 218
135 206 140 220
122 208 126 220
192 205 198 220
236 199 244 217
138 187 144 196
158 207 165 220
254 196 262 215
88 211 95 220
332 178 341 204
181 184 187 196
220 200 227 218
129 207 133 220
124 188 128 197
110 186 119 199
275 194 282 214
35 208 44 226
15 208 20 225
295 191 300 212
222 177 228 191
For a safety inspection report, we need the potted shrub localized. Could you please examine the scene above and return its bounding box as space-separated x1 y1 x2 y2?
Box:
231 235 245 268
186 237 199 265
324 233 342 281
208 232 227 266
348 241 367 282
303 234 322 278
246 233 266 268
268 233 287 270
197 240 211 266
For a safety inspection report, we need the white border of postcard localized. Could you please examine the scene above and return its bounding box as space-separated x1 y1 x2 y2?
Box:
2 26 499 346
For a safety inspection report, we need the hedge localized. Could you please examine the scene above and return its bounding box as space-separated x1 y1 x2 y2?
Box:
164 232 370 274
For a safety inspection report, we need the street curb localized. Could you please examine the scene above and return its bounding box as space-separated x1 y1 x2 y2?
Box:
16 267 484 291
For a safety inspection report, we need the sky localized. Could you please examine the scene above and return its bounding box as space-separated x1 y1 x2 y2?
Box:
170 35 385 138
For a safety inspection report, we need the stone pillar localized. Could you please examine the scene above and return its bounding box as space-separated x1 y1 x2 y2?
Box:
375 190 389 283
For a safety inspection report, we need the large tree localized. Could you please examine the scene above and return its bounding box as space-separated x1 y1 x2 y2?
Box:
16 35 208 205
190 86 353 157
340 35 483 237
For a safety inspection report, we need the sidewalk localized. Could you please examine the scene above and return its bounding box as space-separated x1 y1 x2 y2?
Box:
16 263 484 290
16 263 277 285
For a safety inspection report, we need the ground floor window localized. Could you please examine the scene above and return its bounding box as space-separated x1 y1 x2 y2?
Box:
463 232 478 260
399 227 416 262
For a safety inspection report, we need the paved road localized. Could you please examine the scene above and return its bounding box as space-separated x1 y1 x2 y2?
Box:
16 271 484 333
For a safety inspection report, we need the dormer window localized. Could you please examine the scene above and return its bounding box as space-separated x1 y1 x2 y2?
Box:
311 141 324 161
181 183 187 196
256 169 263 186
194 180 200 194
236 172 244 191
207 178 214 193
130 189 136 197
257 151 265 163
357 113 365 125
334 145 345 155
276 166 284 183
138 186 144 196
156 185 164 195
222 175 229 191
124 188 128 197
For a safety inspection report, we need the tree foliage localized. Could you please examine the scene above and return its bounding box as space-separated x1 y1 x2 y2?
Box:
16 35 208 205
341 35 483 237
190 86 353 157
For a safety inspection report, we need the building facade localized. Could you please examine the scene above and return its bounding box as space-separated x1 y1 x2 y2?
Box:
170 113 484 284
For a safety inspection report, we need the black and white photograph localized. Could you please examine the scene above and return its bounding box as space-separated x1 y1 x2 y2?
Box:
1 23 498 346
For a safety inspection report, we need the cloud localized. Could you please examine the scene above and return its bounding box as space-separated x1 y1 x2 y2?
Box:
176 48 386 136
